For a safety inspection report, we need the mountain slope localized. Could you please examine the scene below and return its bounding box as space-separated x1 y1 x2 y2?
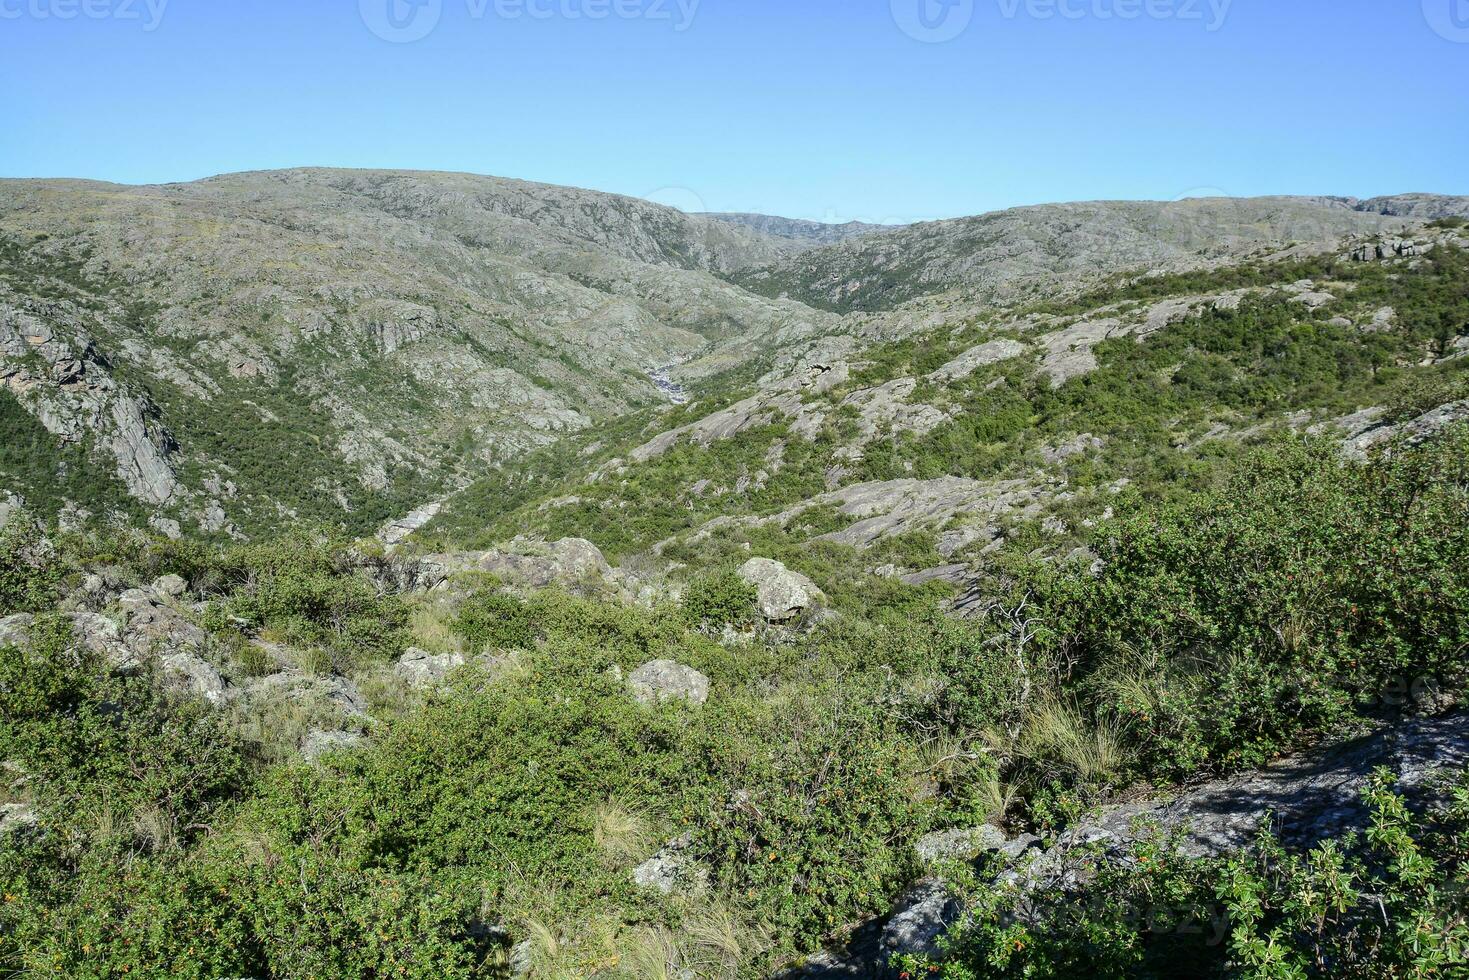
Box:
729 196 1423 314
702 212 899 247
0 170 837 535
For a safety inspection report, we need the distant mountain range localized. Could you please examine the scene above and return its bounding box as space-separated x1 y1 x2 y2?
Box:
1 168 1463 538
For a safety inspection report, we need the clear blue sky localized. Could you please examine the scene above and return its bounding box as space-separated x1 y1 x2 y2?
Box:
1 0 1465 222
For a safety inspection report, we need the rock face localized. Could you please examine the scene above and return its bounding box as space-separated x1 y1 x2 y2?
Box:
927 337 1027 382
627 660 710 707
738 558 824 623
1340 399 1469 459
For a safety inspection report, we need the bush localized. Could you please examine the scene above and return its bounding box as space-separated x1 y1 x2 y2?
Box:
682 570 757 627
452 587 535 651
0 516 60 616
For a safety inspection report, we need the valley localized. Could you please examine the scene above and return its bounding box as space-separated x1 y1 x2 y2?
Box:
1 172 1468 979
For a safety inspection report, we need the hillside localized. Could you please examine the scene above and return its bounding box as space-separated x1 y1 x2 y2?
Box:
2 173 1468 980
3 174 1452 541
727 197 1431 314
0 169 837 535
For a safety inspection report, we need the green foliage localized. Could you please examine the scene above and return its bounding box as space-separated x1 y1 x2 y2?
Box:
0 516 61 616
206 535 408 669
901 770 1469 979
452 585 535 651
0 388 143 525
682 570 757 628
1061 431 1469 779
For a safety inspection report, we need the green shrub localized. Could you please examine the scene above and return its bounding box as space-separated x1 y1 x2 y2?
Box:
453 587 535 652
0 517 61 616
682 570 757 627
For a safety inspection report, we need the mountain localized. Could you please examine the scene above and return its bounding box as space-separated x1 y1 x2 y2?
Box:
0 169 837 535
728 196 1419 314
2 172 1456 540
3 169 1469 980
701 212 900 247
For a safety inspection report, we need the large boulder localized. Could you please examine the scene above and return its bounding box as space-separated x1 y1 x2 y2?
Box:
738 558 824 623
151 574 188 598
627 660 710 707
117 589 208 658
160 653 227 704
395 647 467 689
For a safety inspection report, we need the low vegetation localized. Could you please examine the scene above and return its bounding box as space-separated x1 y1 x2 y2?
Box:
1 421 1465 976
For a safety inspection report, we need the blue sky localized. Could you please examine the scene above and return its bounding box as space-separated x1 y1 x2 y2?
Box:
1 0 1465 222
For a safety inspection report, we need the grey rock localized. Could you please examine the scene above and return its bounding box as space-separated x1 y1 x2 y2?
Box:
300 729 368 762
880 879 964 961
927 336 1027 382
118 592 208 660
632 833 709 896
151 574 188 598
738 557 824 623
0 611 138 673
790 713 1469 976
395 647 467 689
160 653 227 704
627 660 710 707
0 803 37 838
914 825 1007 864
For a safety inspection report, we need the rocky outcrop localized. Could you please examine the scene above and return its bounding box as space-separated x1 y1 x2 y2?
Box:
0 301 181 506
377 499 445 549
812 477 1042 549
627 660 710 707
785 711 1469 977
1339 400 1469 459
914 825 1007 864
629 361 849 463
927 337 1027 382
738 558 825 623
0 610 139 674
412 538 613 592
